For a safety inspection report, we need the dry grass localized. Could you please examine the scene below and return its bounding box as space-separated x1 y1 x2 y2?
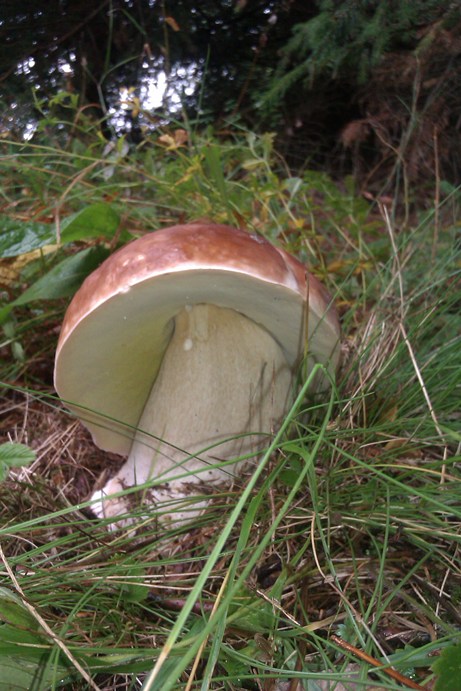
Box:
1 388 122 511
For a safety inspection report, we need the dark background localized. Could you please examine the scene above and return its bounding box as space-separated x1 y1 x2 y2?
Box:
2 0 461 194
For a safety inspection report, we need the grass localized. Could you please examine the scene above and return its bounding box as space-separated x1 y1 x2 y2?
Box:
1 111 461 690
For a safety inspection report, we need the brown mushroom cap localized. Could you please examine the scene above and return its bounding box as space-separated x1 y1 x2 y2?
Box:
54 223 340 455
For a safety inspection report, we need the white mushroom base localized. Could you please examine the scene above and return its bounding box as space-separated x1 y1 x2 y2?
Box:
91 304 294 528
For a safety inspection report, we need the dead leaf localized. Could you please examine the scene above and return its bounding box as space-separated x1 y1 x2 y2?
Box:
158 129 188 150
0 245 58 288
165 16 180 32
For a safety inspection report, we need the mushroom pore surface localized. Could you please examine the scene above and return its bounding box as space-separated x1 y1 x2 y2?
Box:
95 303 293 523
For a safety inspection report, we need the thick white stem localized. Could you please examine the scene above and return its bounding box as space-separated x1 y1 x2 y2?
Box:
92 304 293 526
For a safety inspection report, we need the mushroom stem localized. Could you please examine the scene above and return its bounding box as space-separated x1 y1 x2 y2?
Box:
92 304 293 525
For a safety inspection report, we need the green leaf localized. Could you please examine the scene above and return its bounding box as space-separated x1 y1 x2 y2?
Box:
0 443 36 481
0 590 73 688
0 655 61 690
0 245 110 326
0 643 74 689
0 612 103 688
278 457 304 488
432 644 461 691
227 590 280 634
203 143 228 203
241 158 264 171
0 218 55 258
13 245 110 305
0 588 38 631
0 443 36 469
60 203 120 243
120 566 148 603
283 176 303 198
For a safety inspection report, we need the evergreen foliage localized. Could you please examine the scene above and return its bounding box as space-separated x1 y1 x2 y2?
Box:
262 0 457 109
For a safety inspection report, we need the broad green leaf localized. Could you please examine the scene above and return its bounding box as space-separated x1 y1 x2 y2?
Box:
0 218 55 258
227 590 280 634
119 565 148 603
0 246 110 326
0 588 38 631
0 305 14 325
433 644 461 691
60 203 120 243
0 656 58 690
0 650 74 690
0 591 72 688
388 642 451 669
278 457 304 488
0 625 47 650
0 443 36 469
13 245 110 305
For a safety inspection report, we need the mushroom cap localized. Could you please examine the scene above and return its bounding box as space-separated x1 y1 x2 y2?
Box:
54 223 340 455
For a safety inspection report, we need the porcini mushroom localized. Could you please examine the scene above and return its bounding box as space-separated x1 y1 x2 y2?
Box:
54 223 340 525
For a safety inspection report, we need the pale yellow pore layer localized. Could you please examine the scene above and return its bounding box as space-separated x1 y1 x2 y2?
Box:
92 304 293 526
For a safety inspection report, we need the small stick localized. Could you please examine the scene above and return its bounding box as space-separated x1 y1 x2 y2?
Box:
331 634 426 690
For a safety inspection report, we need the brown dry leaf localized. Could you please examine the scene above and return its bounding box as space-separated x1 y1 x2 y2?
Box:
384 437 412 451
0 245 58 288
165 16 180 32
172 128 188 146
158 129 188 150
379 402 399 424
130 96 141 118
340 120 370 148
326 260 350 274
157 133 175 148
352 260 374 276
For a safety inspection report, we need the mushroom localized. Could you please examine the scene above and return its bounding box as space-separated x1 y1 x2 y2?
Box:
54 223 340 526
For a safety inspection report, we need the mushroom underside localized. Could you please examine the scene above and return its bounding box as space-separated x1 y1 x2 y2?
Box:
91 303 294 526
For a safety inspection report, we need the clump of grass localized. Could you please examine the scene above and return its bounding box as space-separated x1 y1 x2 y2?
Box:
1 106 460 689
